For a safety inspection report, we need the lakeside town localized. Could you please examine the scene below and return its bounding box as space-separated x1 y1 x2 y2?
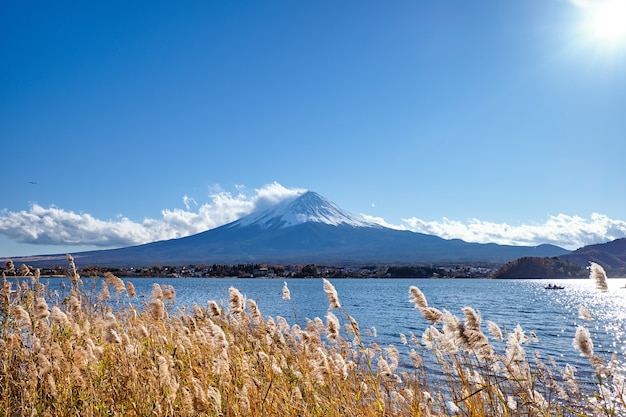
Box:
4 261 498 279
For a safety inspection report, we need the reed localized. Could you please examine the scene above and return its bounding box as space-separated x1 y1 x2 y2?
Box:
589 261 609 292
0 259 623 416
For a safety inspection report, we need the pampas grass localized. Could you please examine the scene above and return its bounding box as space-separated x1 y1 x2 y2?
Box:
578 305 594 321
323 278 341 309
589 261 609 292
282 281 291 300
573 325 594 359
0 258 623 416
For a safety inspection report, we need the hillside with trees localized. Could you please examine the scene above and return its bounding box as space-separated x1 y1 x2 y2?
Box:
385 265 445 278
560 238 626 275
492 257 587 279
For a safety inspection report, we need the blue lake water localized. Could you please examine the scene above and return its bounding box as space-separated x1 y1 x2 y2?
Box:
39 276 626 381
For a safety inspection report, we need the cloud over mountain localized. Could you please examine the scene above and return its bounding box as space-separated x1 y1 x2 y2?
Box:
395 213 626 250
1 182 625 251
0 183 305 248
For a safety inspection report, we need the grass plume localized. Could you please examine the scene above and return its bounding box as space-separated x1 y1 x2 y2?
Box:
589 261 609 292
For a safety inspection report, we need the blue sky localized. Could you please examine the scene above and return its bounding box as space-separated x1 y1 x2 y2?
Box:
2 0 626 257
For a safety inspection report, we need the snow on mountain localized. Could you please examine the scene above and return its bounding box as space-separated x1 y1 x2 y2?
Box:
232 191 381 229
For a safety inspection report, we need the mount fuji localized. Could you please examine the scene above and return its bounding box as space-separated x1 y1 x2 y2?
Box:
233 191 379 229
10 191 569 267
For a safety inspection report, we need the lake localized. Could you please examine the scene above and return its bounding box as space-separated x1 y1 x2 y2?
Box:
35 275 626 383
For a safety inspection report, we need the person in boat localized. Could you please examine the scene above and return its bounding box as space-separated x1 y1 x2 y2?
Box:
545 283 564 289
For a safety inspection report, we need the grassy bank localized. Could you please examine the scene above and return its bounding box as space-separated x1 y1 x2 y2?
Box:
0 257 623 416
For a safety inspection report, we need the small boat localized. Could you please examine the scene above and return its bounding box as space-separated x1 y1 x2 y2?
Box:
545 284 565 290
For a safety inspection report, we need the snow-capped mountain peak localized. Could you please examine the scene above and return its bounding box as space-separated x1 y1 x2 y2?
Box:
232 191 380 229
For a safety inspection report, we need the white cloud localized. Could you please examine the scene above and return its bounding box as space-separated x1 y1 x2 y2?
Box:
182 195 197 210
397 213 626 250
0 205 154 248
360 214 407 230
0 182 306 248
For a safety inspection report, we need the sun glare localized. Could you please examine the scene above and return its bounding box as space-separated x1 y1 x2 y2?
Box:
591 1 626 43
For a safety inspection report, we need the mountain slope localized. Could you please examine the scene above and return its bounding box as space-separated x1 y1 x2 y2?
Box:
560 238 626 272
3 191 569 267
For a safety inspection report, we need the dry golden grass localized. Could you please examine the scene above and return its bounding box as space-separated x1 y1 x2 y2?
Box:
0 257 623 416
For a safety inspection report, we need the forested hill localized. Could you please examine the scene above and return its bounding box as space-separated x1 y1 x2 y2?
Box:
492 257 587 279
560 238 626 272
